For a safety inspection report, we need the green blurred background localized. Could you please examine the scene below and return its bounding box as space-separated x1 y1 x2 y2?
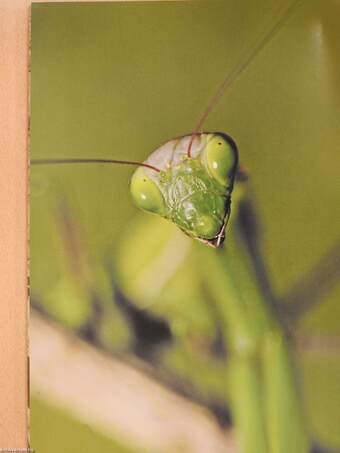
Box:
30 1 340 452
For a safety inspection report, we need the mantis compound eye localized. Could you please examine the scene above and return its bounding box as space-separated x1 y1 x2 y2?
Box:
130 167 166 215
203 133 238 188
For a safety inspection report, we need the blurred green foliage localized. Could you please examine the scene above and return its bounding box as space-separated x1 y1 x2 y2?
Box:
31 0 340 450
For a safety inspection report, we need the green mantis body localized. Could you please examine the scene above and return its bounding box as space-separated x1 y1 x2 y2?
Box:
31 1 313 452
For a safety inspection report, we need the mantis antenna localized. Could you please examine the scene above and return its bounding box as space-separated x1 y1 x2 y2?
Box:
31 158 161 173
187 0 303 157
31 0 302 168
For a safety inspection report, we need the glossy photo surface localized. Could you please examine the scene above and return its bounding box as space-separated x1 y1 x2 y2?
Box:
30 2 340 452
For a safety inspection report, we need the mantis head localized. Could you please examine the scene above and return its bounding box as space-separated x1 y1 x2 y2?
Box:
130 132 238 247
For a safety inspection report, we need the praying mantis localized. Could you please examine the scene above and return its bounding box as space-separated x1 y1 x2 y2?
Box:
30 0 340 452
32 1 301 248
